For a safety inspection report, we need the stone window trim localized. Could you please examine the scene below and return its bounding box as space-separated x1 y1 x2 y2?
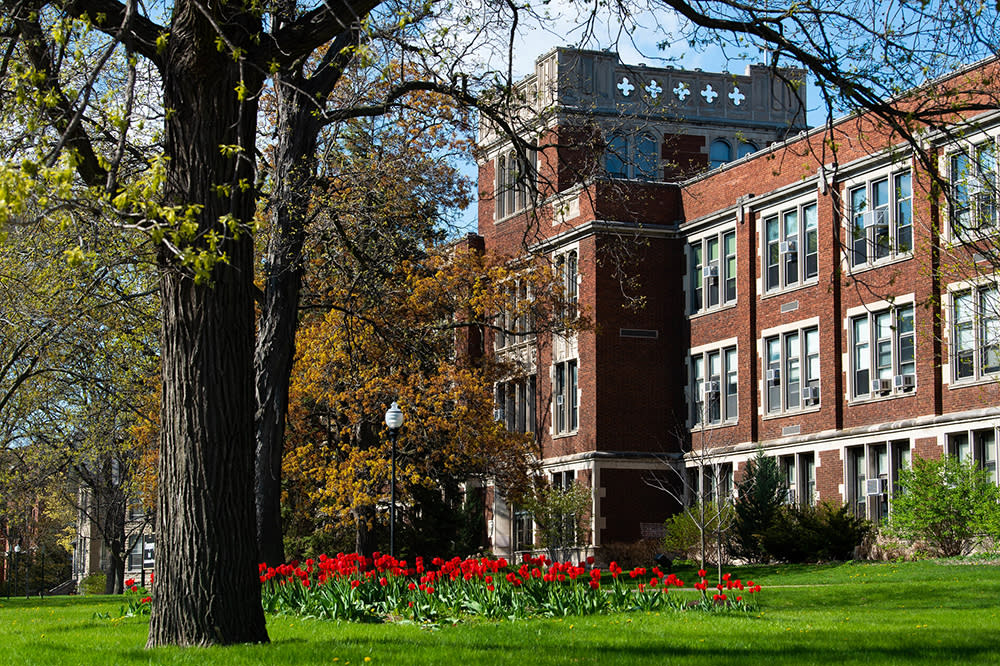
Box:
687 339 739 429
759 193 820 295
841 164 914 271
944 279 1000 385
759 318 821 418
686 225 738 316
845 297 917 402
943 133 999 243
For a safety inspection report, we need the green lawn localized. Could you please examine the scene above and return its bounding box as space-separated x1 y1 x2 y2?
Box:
1 560 998 665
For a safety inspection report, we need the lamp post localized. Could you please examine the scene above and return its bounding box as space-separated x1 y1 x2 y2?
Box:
13 543 21 599
4 549 10 600
39 545 45 599
384 402 404 558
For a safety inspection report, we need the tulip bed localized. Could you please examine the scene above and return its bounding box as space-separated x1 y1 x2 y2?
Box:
258 552 761 623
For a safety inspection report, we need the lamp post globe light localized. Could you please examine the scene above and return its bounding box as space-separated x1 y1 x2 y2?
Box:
384 402 404 558
13 543 20 599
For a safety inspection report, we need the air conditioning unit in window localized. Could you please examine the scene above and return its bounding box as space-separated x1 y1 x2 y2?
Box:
893 374 916 390
767 368 781 385
556 395 564 406
493 408 505 422
865 478 888 495
785 488 797 504
779 240 797 254
862 209 890 228
701 380 720 398
801 385 820 404
704 263 719 282
871 378 893 394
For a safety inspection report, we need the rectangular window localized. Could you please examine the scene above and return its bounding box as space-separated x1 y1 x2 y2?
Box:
848 170 913 267
948 428 999 485
952 285 1000 381
554 360 578 434
849 446 867 518
850 304 916 398
764 326 819 414
802 453 816 505
891 440 911 495
496 149 537 220
550 470 579 546
764 202 818 292
950 141 997 238
689 230 737 313
513 510 533 550
779 452 816 506
556 250 579 321
688 463 733 505
871 443 889 523
495 376 536 435
690 345 738 425
781 456 796 504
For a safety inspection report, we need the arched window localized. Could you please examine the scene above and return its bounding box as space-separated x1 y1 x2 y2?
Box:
605 134 628 178
738 141 758 159
636 133 659 181
710 139 732 169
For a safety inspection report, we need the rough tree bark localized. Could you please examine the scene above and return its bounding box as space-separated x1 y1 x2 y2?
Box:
253 68 319 569
254 21 356 567
147 0 269 647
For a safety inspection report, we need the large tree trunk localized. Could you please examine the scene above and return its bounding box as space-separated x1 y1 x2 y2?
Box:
147 0 268 647
102 486 125 595
254 65 321 568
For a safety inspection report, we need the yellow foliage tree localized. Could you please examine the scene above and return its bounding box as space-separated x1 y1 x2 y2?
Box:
285 245 578 557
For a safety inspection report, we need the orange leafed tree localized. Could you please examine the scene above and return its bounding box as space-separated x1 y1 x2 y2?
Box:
285 244 576 556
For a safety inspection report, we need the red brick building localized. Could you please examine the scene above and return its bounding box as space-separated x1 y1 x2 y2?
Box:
477 47 1000 559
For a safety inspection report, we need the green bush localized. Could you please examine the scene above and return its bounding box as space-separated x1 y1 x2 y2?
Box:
760 501 871 562
80 572 106 595
663 502 734 564
730 448 785 563
889 455 1000 556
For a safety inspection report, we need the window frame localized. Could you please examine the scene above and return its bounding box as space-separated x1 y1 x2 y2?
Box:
848 301 916 400
845 168 913 269
689 343 738 427
947 427 999 485
761 198 819 294
494 277 536 351
495 147 537 221
688 228 738 314
554 359 579 435
604 132 660 180
762 324 821 415
709 139 732 169
494 376 537 435
845 440 910 521
948 282 1000 383
948 137 998 240
779 452 816 506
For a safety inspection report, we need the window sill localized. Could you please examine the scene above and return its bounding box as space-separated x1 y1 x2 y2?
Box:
847 389 916 404
846 251 913 275
687 419 738 432
688 301 739 320
761 279 820 300
552 430 579 440
761 404 822 421
947 375 1000 389
494 209 530 224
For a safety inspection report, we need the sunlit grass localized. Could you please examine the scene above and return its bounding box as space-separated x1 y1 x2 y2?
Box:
0 559 998 665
